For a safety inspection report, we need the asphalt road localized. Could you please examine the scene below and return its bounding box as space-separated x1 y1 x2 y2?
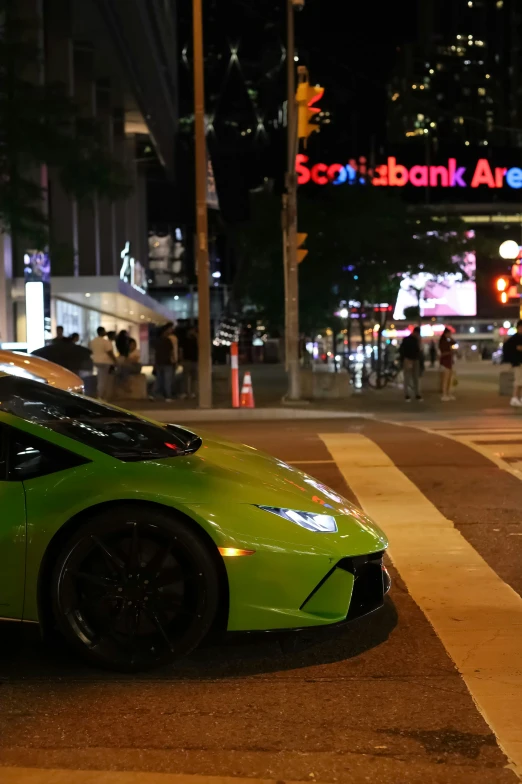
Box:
1 412 521 784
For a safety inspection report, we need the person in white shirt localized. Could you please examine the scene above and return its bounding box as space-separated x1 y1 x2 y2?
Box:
89 327 116 400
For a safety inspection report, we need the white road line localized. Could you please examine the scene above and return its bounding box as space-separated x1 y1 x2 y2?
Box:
404 421 522 481
0 770 295 784
321 432 522 777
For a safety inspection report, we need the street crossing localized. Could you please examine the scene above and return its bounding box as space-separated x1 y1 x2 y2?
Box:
321 430 522 776
414 418 522 479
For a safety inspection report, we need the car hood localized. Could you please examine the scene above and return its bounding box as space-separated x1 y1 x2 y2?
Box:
138 430 378 523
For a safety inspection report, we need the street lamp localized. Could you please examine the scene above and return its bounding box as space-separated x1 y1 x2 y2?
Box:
499 240 520 260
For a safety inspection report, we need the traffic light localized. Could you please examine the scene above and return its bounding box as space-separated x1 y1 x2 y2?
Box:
496 276 510 304
296 66 324 144
296 232 308 263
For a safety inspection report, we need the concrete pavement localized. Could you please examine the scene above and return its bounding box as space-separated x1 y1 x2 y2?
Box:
1 413 521 783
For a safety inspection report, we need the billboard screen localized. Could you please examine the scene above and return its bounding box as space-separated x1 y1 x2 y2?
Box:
394 250 477 319
24 251 51 284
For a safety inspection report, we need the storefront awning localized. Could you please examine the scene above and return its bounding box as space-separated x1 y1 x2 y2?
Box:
51 276 174 325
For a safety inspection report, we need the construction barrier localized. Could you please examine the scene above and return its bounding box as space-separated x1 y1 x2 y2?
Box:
240 371 255 408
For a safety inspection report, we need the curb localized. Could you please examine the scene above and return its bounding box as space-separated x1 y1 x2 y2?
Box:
132 407 376 423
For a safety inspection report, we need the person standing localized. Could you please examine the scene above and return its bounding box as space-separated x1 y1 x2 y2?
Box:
153 324 175 401
181 325 199 398
502 319 522 407
115 330 131 358
439 327 456 402
399 326 423 402
53 326 65 342
89 327 116 400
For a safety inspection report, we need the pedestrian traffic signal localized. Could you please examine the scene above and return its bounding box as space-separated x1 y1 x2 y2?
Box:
296 232 308 263
296 66 324 144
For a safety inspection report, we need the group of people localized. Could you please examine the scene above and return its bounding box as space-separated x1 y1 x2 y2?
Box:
89 327 141 400
398 326 456 402
152 322 199 402
398 321 522 407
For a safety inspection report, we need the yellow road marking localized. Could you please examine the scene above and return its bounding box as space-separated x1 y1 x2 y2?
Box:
321 432 522 776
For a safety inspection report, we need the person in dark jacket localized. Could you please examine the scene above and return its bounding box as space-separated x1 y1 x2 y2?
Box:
180 325 199 398
32 337 93 375
115 330 131 358
502 319 522 407
399 326 423 402
153 324 175 401
439 328 456 401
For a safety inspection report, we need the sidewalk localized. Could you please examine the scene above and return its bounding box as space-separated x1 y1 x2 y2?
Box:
123 364 512 422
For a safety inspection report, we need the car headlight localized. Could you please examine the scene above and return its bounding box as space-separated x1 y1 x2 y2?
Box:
258 506 338 533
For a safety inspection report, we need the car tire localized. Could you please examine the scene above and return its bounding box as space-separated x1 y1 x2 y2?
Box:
50 505 220 671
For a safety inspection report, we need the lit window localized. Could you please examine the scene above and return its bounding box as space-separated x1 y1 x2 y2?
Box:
419 84 425 90
478 87 486 95
475 40 484 46
465 140 470 146
417 113 425 121
430 121 436 128
391 92 399 101
429 68 434 74
412 84 417 89
485 73 491 79
496 0 503 7
481 140 489 145
468 1 473 6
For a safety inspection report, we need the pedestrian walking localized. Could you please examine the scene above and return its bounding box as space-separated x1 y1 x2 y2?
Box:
439 328 456 401
153 324 175 401
399 326 423 402
502 319 522 407
89 327 116 400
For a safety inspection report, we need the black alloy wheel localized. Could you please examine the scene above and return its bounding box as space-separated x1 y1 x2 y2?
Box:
51 506 220 671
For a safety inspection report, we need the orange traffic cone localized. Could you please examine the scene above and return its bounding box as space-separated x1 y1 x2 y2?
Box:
240 371 255 408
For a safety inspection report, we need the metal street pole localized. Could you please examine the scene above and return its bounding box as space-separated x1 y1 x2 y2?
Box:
284 0 300 400
193 0 212 408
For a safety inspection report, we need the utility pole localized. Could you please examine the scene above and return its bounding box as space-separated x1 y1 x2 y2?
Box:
284 0 300 400
193 0 212 408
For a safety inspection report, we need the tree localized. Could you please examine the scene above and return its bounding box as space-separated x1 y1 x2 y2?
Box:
231 185 474 357
0 1 131 252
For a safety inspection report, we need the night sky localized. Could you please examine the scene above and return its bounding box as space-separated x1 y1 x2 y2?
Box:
149 0 417 227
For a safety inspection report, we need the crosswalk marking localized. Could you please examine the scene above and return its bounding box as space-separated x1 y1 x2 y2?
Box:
410 421 522 479
321 432 522 776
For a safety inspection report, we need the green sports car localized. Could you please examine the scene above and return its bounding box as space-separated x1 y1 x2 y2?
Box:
0 372 390 670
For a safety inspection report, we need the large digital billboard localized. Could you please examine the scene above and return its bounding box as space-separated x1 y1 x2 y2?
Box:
394 249 477 319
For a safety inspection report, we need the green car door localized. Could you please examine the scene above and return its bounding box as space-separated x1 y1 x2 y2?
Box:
0 426 26 619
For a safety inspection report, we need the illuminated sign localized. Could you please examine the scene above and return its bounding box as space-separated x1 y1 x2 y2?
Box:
394 251 477 319
296 154 522 189
120 242 148 294
25 281 51 352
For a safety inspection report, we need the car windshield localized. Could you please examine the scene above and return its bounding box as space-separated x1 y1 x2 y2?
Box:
0 375 201 462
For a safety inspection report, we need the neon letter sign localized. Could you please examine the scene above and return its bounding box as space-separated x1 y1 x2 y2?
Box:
296 154 522 190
